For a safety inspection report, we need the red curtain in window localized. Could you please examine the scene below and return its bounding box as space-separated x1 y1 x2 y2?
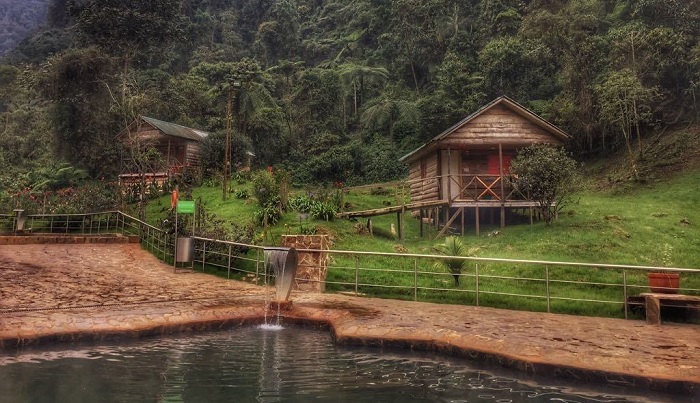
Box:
487 154 512 175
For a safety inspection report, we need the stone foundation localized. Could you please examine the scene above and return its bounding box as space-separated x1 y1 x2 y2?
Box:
281 235 329 292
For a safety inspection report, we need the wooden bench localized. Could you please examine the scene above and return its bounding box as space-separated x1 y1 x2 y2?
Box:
639 293 700 325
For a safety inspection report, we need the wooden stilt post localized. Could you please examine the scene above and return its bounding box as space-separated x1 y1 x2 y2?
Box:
419 209 424 237
475 206 480 236
529 206 533 224
444 206 449 230
460 207 465 236
499 143 505 228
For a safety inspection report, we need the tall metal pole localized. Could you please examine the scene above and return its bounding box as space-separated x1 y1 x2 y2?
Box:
222 81 240 200
223 86 232 200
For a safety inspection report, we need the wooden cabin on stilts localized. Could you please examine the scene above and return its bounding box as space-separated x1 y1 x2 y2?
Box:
401 96 571 236
338 96 572 238
116 116 210 189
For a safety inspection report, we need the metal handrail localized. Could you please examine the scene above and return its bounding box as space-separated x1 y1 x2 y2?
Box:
2 211 699 320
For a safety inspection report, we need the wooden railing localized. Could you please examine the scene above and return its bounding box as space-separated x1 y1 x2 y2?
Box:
406 174 528 204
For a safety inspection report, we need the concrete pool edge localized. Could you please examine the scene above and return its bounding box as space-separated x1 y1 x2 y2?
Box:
1 308 697 397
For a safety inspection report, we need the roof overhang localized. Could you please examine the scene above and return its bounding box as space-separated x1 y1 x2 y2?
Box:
400 96 571 163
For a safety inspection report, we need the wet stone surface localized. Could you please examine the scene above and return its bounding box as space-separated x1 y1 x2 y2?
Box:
0 242 698 397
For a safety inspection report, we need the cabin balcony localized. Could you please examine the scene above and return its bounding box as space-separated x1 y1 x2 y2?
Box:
408 173 537 208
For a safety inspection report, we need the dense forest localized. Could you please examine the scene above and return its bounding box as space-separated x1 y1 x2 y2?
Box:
0 0 49 56
0 0 699 190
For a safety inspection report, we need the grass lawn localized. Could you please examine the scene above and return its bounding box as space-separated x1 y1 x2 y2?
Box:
143 169 700 321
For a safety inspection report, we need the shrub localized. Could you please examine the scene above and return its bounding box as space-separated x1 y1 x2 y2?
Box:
251 170 279 207
310 201 337 221
253 204 282 226
510 145 580 225
288 195 314 213
233 188 250 199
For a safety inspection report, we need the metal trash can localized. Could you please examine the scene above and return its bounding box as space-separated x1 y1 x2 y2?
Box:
175 237 194 263
13 209 26 231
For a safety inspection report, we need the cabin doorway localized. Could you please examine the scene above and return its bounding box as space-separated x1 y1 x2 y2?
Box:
440 150 461 201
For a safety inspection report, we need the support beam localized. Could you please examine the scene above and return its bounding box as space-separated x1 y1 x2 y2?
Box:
499 143 505 228
475 206 480 236
436 208 463 239
419 209 424 237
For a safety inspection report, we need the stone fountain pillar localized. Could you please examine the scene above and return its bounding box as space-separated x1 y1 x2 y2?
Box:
281 235 329 292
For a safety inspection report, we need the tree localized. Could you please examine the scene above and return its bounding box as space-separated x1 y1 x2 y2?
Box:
71 0 185 96
34 47 118 176
336 63 389 122
191 59 280 198
360 95 419 140
594 68 658 178
510 145 580 225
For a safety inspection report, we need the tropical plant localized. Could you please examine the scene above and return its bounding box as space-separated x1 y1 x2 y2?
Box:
433 236 479 286
310 201 338 221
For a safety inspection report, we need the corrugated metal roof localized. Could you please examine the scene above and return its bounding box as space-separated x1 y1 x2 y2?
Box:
399 96 571 163
141 116 209 142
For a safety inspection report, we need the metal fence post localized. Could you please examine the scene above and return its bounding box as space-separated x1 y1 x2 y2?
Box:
255 248 260 286
354 256 359 297
201 240 207 272
545 265 551 313
413 257 418 301
623 269 628 320
475 263 480 306
227 244 232 279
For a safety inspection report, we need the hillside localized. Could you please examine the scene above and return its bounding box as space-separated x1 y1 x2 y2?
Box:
0 0 48 56
138 125 700 270
0 0 698 186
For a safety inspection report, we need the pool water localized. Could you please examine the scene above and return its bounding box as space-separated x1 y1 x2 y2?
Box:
0 326 680 402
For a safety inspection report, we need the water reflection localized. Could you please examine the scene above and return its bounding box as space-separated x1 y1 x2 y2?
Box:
0 327 682 403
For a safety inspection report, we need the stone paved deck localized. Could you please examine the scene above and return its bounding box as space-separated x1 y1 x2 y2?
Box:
0 242 698 398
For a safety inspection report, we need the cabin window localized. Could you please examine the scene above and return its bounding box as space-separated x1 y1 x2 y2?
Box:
487 154 512 175
420 161 427 179
461 152 488 174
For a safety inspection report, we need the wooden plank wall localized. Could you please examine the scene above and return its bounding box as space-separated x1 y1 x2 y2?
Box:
446 104 563 146
185 142 201 166
408 154 440 202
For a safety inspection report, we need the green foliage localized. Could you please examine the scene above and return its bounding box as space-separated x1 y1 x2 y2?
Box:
2 0 700 191
253 204 282 226
510 145 580 225
594 68 658 174
432 236 479 286
0 176 119 215
309 201 337 221
233 188 250 199
251 170 279 207
71 0 185 59
287 195 314 213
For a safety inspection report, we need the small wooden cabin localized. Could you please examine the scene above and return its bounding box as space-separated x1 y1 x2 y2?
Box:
400 96 571 235
117 116 209 187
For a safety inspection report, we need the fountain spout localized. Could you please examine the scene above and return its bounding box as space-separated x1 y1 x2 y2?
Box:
263 247 298 302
